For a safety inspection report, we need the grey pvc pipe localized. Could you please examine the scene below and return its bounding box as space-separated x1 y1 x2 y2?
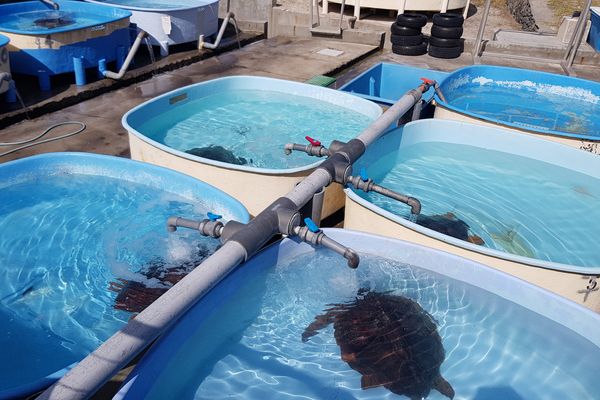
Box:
103 30 147 80
472 0 492 62
356 89 421 147
38 86 423 400
565 0 593 68
37 241 246 400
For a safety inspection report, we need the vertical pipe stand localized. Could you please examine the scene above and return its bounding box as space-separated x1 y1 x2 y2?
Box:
37 70 51 91
73 56 86 86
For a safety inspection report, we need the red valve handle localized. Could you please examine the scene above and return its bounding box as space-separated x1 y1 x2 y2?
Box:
420 77 435 85
305 136 322 146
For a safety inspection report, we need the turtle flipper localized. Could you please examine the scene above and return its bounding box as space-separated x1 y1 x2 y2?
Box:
302 311 336 342
433 374 455 399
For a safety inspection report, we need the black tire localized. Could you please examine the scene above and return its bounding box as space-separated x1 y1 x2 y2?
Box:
396 13 427 29
390 23 421 36
428 35 461 48
431 25 463 39
390 33 424 46
428 44 463 59
392 42 428 56
432 12 464 27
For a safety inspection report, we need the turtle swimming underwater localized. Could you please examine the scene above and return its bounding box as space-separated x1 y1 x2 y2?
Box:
417 212 484 246
108 250 210 313
186 145 248 165
302 290 455 400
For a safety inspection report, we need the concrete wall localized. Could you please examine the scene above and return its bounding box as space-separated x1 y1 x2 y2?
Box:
220 0 276 23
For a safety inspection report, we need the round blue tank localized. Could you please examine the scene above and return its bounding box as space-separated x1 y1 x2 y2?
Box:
115 229 600 400
0 152 249 398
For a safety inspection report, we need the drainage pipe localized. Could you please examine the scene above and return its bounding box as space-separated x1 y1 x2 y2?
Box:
199 11 241 50
38 85 426 400
101 30 148 80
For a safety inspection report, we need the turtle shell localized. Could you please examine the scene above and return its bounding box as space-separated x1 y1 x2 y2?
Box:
302 291 454 400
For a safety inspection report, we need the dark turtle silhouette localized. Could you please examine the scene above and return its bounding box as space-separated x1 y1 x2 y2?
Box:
34 12 75 29
108 249 211 313
186 145 248 165
302 290 455 400
417 212 484 246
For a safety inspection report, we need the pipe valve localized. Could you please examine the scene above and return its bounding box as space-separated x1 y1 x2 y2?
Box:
284 136 331 157
293 218 360 269
167 213 224 238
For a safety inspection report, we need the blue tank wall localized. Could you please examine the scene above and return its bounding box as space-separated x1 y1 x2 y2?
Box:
9 27 130 76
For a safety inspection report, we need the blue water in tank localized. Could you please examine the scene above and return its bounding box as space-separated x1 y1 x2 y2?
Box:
348 119 600 273
0 153 249 398
85 0 215 11
436 65 600 139
124 76 382 172
116 229 600 400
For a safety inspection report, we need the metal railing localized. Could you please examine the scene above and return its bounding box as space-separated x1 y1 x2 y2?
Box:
472 0 594 76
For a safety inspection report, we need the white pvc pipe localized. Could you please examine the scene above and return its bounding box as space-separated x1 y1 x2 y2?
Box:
103 30 148 80
38 87 423 400
199 11 239 50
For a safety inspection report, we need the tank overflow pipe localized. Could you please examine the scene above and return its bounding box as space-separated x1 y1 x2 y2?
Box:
199 11 241 50
346 174 421 216
37 81 427 400
101 30 148 80
39 0 59 10
293 218 359 268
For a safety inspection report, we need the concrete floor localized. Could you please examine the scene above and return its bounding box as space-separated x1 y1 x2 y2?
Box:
2 33 599 165
0 37 378 163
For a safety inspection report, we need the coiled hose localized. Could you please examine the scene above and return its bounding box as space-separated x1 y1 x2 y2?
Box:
0 121 86 158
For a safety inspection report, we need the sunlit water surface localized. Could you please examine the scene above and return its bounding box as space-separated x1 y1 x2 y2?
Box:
141 251 598 400
0 173 222 390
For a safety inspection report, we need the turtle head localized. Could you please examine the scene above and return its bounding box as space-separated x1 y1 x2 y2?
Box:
434 375 455 399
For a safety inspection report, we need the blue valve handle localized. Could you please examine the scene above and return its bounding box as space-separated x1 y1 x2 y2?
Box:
207 212 222 221
360 167 369 182
304 217 320 233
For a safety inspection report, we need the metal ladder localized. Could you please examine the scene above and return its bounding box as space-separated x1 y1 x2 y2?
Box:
309 0 346 37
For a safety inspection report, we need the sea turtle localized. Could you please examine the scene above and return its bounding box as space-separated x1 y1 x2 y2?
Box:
302 290 455 400
108 250 210 313
34 12 75 29
490 228 535 258
186 145 248 165
417 212 484 246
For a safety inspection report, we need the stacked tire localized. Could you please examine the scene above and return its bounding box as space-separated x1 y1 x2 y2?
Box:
390 13 428 56
428 13 464 59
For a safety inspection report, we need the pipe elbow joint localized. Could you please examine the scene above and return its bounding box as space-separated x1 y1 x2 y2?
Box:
166 216 179 232
407 197 422 215
344 248 360 269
